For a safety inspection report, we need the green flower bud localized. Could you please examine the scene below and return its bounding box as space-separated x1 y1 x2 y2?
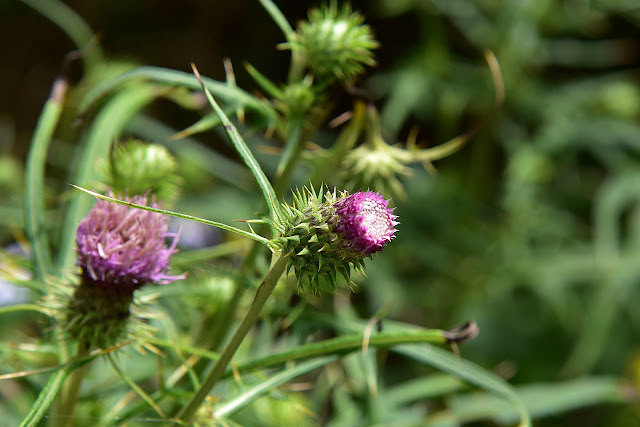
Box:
284 2 379 84
103 139 181 205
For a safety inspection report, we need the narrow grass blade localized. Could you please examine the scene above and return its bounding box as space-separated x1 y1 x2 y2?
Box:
244 62 283 98
395 344 531 427
192 64 283 223
19 367 70 427
18 0 99 64
441 377 630 425
384 374 465 407
215 355 337 418
169 112 223 141
24 78 67 280
106 353 166 418
257 0 294 40
79 66 274 121
127 115 254 191
71 186 273 248
55 85 158 275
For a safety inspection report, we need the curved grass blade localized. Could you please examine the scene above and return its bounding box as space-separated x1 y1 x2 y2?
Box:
18 0 100 68
18 351 99 427
106 353 166 419
442 376 631 426
384 374 465 407
257 0 294 40
79 66 274 121
192 64 283 223
24 77 68 280
127 115 254 191
71 186 273 248
19 366 70 427
244 62 283 99
169 112 224 141
55 85 158 275
395 344 531 427
214 355 337 419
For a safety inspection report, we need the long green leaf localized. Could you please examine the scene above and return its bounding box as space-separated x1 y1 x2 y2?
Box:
18 0 99 68
192 64 283 223
214 356 337 419
126 115 254 191
79 66 274 120
438 377 628 425
19 367 70 427
257 0 294 40
395 345 531 427
24 78 67 280
385 374 465 407
55 84 158 275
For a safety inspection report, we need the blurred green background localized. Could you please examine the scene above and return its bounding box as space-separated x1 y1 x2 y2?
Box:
2 0 640 425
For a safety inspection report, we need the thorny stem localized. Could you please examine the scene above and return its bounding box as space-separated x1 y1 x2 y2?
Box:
175 255 289 423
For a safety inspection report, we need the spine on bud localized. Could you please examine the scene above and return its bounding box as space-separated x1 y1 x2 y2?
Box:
271 186 397 294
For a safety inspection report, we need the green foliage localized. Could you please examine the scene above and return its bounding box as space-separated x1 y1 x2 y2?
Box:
1 0 638 426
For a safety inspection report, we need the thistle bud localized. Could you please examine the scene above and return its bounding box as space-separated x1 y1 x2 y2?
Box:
272 187 397 294
65 192 185 349
283 2 379 84
103 140 181 205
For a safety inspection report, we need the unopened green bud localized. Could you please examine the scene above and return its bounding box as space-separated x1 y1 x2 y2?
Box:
103 139 181 204
284 2 379 84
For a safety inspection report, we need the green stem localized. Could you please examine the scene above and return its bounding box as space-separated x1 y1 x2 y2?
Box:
206 282 246 352
52 342 89 427
222 329 448 377
175 255 289 423
56 85 157 275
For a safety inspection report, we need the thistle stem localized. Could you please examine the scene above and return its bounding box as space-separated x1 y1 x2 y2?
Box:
176 255 289 423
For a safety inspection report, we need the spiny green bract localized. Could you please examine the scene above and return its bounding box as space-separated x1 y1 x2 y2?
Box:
283 2 379 84
271 186 366 295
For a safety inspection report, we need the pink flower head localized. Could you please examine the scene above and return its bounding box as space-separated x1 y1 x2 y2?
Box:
334 191 398 256
76 193 185 293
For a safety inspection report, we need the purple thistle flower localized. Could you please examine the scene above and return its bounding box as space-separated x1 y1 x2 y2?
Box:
335 191 398 256
76 192 185 293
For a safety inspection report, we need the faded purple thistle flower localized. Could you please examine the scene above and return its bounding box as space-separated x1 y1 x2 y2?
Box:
335 191 398 256
63 192 184 349
76 192 185 293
